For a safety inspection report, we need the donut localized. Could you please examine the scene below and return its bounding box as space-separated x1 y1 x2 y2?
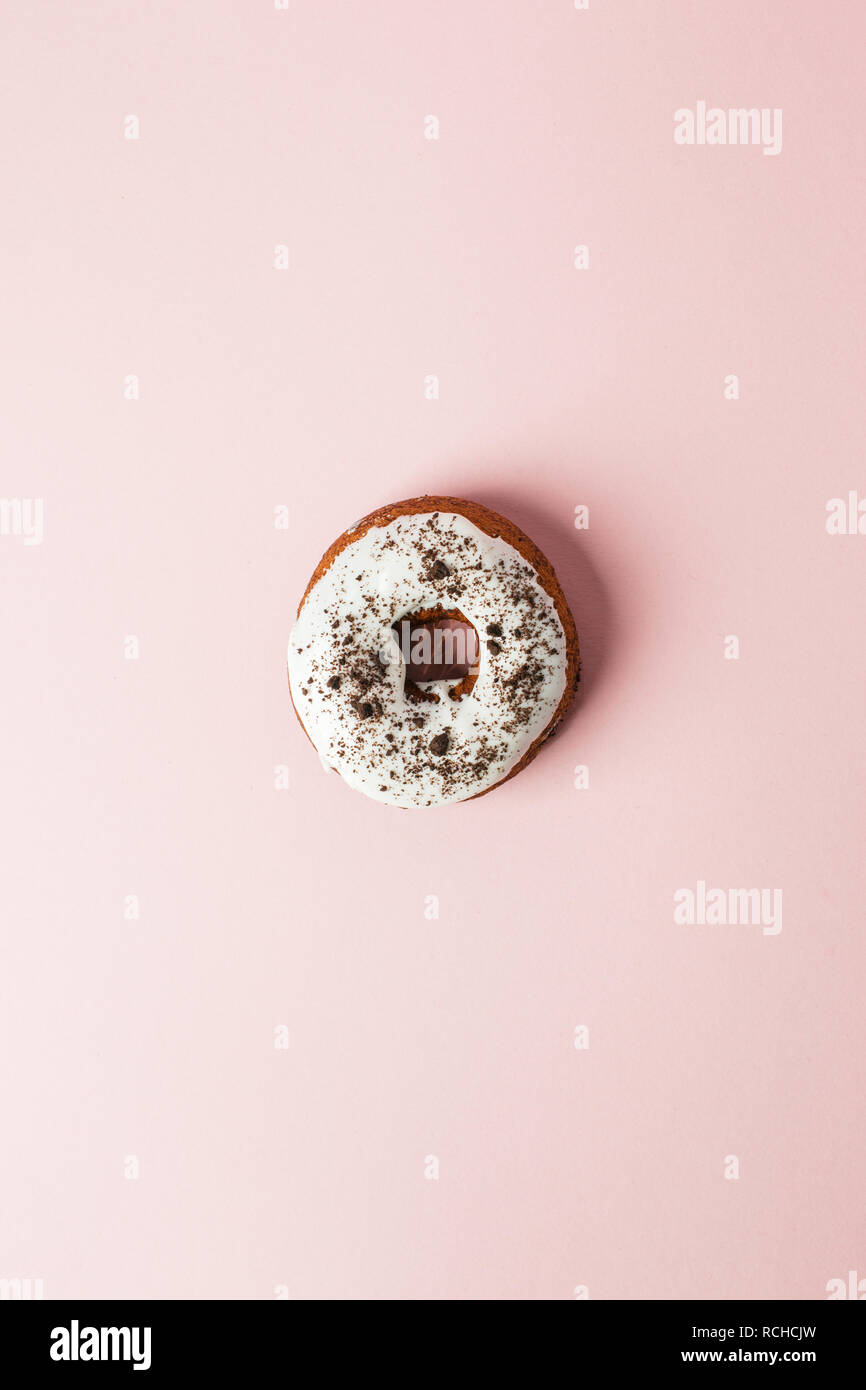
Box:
287 496 579 808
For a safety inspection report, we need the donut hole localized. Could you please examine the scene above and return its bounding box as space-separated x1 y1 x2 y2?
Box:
393 608 479 702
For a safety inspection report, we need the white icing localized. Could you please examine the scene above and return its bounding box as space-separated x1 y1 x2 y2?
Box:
287 511 567 808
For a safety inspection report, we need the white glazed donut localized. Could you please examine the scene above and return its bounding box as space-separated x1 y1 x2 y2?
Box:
287 496 579 808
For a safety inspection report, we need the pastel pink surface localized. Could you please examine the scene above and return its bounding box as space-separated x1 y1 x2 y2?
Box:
1 0 864 1299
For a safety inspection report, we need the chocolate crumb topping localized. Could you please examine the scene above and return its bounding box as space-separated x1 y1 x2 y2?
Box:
429 732 450 756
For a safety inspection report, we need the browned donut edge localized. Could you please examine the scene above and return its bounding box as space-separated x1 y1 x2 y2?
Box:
288 495 580 804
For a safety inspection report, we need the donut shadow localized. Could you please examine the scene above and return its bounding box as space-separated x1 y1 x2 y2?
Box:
454 484 615 719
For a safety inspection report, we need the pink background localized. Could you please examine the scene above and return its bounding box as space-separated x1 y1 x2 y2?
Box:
1 1 864 1300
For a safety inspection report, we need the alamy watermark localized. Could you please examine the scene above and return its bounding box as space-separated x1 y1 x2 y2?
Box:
826 1269 866 1299
674 880 782 936
0 1276 44 1300
50 1321 151 1371
378 620 478 674
826 492 866 535
0 498 43 545
674 102 782 156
